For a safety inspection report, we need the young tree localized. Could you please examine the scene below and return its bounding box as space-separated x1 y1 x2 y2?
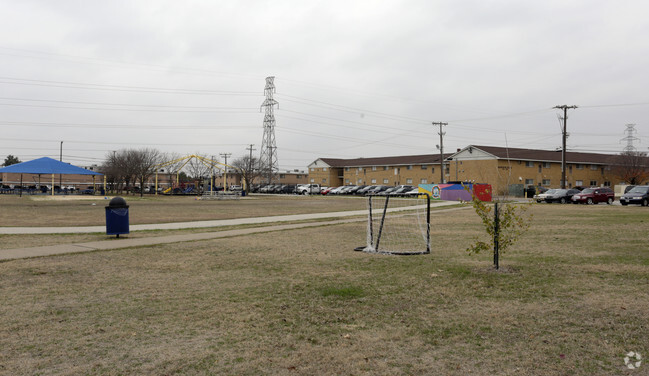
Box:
231 155 261 193
3 155 21 166
465 187 532 269
612 151 649 185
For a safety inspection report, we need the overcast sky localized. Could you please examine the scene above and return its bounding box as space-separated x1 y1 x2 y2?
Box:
1 0 648 170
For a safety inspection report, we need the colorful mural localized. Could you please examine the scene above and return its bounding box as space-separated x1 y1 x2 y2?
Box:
418 183 492 202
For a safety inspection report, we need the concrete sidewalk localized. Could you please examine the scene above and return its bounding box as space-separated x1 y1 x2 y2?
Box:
0 218 366 261
0 200 462 234
0 201 469 261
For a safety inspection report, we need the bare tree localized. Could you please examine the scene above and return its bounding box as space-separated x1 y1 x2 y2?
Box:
102 148 162 195
612 151 649 185
185 154 213 193
132 148 162 197
231 155 261 193
161 153 186 190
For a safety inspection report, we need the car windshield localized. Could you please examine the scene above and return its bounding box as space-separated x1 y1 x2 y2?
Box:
544 189 558 194
581 188 595 194
629 186 649 193
553 189 567 195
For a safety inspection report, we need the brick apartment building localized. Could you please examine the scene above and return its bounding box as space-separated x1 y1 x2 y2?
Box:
309 145 624 195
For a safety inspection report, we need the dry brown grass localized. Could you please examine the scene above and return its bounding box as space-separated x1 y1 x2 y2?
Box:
0 194 368 227
0 203 648 375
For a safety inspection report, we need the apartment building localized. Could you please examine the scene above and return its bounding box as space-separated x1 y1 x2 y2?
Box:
309 145 622 195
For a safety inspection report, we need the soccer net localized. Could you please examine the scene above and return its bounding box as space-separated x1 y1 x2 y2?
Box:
354 193 431 255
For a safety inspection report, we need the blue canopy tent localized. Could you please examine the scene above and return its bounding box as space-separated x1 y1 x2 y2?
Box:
0 157 103 196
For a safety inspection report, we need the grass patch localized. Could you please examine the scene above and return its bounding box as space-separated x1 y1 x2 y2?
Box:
0 203 647 374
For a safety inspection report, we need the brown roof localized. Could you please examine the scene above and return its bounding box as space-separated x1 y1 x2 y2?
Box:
470 145 616 165
315 146 617 169
319 153 452 168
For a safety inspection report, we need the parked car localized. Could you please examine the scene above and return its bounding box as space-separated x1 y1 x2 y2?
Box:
365 185 387 195
620 185 649 206
348 185 366 195
296 184 321 195
390 185 415 195
543 188 580 204
534 189 558 203
357 185 377 195
571 187 615 204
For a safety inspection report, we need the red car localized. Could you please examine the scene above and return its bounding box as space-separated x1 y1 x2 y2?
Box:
571 187 614 205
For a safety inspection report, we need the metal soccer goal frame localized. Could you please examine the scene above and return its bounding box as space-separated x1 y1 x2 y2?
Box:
354 193 431 256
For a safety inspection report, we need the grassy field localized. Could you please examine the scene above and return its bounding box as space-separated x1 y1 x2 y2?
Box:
0 194 369 227
0 200 648 375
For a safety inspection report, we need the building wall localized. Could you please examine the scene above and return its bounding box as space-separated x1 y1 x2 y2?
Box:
308 166 341 186
341 163 444 186
451 157 617 195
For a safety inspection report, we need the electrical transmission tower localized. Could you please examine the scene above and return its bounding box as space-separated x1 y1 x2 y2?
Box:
620 123 640 152
260 76 279 184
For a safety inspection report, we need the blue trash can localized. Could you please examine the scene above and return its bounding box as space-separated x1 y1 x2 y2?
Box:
106 196 129 237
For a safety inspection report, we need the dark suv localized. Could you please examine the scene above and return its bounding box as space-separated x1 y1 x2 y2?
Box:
620 185 649 206
571 187 614 205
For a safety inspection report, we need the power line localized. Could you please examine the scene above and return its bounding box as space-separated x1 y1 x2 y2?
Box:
0 76 260 95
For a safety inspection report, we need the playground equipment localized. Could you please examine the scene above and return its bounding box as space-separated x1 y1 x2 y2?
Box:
153 155 245 195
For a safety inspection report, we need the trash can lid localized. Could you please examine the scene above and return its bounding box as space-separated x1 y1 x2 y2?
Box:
108 196 128 208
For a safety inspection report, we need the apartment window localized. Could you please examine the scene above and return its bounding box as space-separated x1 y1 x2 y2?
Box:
345 167 350 172
322 178 327 183
421 165 427 170
345 179 350 183
310 178 315 183
542 162 551 168
538 165 542 173
406 178 413 184
576 164 584 170
421 178 428 184
603 181 611 187
431 167 435 173
384 166 389 170
525 161 534 167
357 178 362 184
371 179 376 184
358 167 363 172
372 166 377 171
279 174 286 179
296 175 302 179
575 180 583 186
590 180 597 186
525 179 534 185
569 166 573 173
591 164 598 170
322 167 327 172
542 179 551 185
407 165 413 170
383 178 389 184
310 168 314 172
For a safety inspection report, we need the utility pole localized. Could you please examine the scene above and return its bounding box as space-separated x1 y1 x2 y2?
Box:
59 141 63 189
554 105 577 189
220 152 231 190
433 122 448 184
246 144 256 190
